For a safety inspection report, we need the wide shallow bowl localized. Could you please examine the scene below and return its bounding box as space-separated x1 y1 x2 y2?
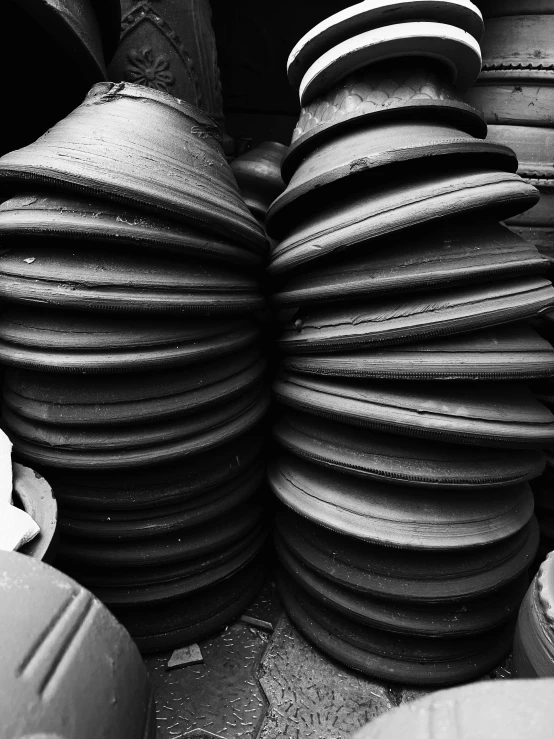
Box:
277 570 515 686
288 1 484 90
0 307 260 373
276 508 539 603
269 455 534 548
268 120 515 233
274 372 554 448
272 222 547 306
274 410 546 489
282 324 554 381
0 549 155 737
0 193 264 265
298 22 482 105
279 278 554 353
268 169 538 273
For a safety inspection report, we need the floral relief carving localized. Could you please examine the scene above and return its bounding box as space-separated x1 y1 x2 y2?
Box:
126 47 175 91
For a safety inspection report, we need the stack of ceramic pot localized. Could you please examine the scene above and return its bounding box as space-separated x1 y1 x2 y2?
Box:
468 1 554 556
266 0 554 686
231 142 287 227
0 82 269 653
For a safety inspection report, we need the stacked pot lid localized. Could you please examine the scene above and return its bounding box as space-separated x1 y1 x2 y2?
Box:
0 82 269 653
467 2 554 259
268 0 554 686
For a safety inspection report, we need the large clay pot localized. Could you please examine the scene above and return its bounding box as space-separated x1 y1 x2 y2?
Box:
467 14 554 125
352 679 554 738
108 0 227 139
513 550 554 677
0 549 155 737
0 82 266 251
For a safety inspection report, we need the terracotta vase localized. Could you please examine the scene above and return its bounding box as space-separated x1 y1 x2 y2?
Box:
12 463 57 563
352 679 554 738
467 14 554 125
230 142 286 223
0 549 155 737
287 0 484 91
108 0 228 141
513 551 554 677
0 82 266 251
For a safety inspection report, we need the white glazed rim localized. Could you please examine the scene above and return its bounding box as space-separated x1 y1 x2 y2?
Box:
288 0 484 84
299 21 482 105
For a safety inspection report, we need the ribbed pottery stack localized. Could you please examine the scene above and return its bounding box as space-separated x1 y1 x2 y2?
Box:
0 82 269 653
266 0 554 686
468 1 554 556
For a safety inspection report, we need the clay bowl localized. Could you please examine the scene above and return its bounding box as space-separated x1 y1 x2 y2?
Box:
231 142 286 222
297 22 482 106
512 550 554 677
273 410 546 490
352 678 554 738
282 324 554 382
12 463 57 563
269 455 534 549
0 244 265 315
287 0 484 90
273 373 554 449
278 278 554 353
41 429 264 511
277 570 515 686
0 306 261 373
0 82 266 251
0 549 155 737
271 220 548 306
267 169 539 272
112 556 265 653
268 120 515 233
0 193 265 266
284 61 486 181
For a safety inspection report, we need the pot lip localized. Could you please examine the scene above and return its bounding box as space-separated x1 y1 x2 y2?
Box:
85 82 221 131
12 462 57 561
287 0 484 88
283 101 487 181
